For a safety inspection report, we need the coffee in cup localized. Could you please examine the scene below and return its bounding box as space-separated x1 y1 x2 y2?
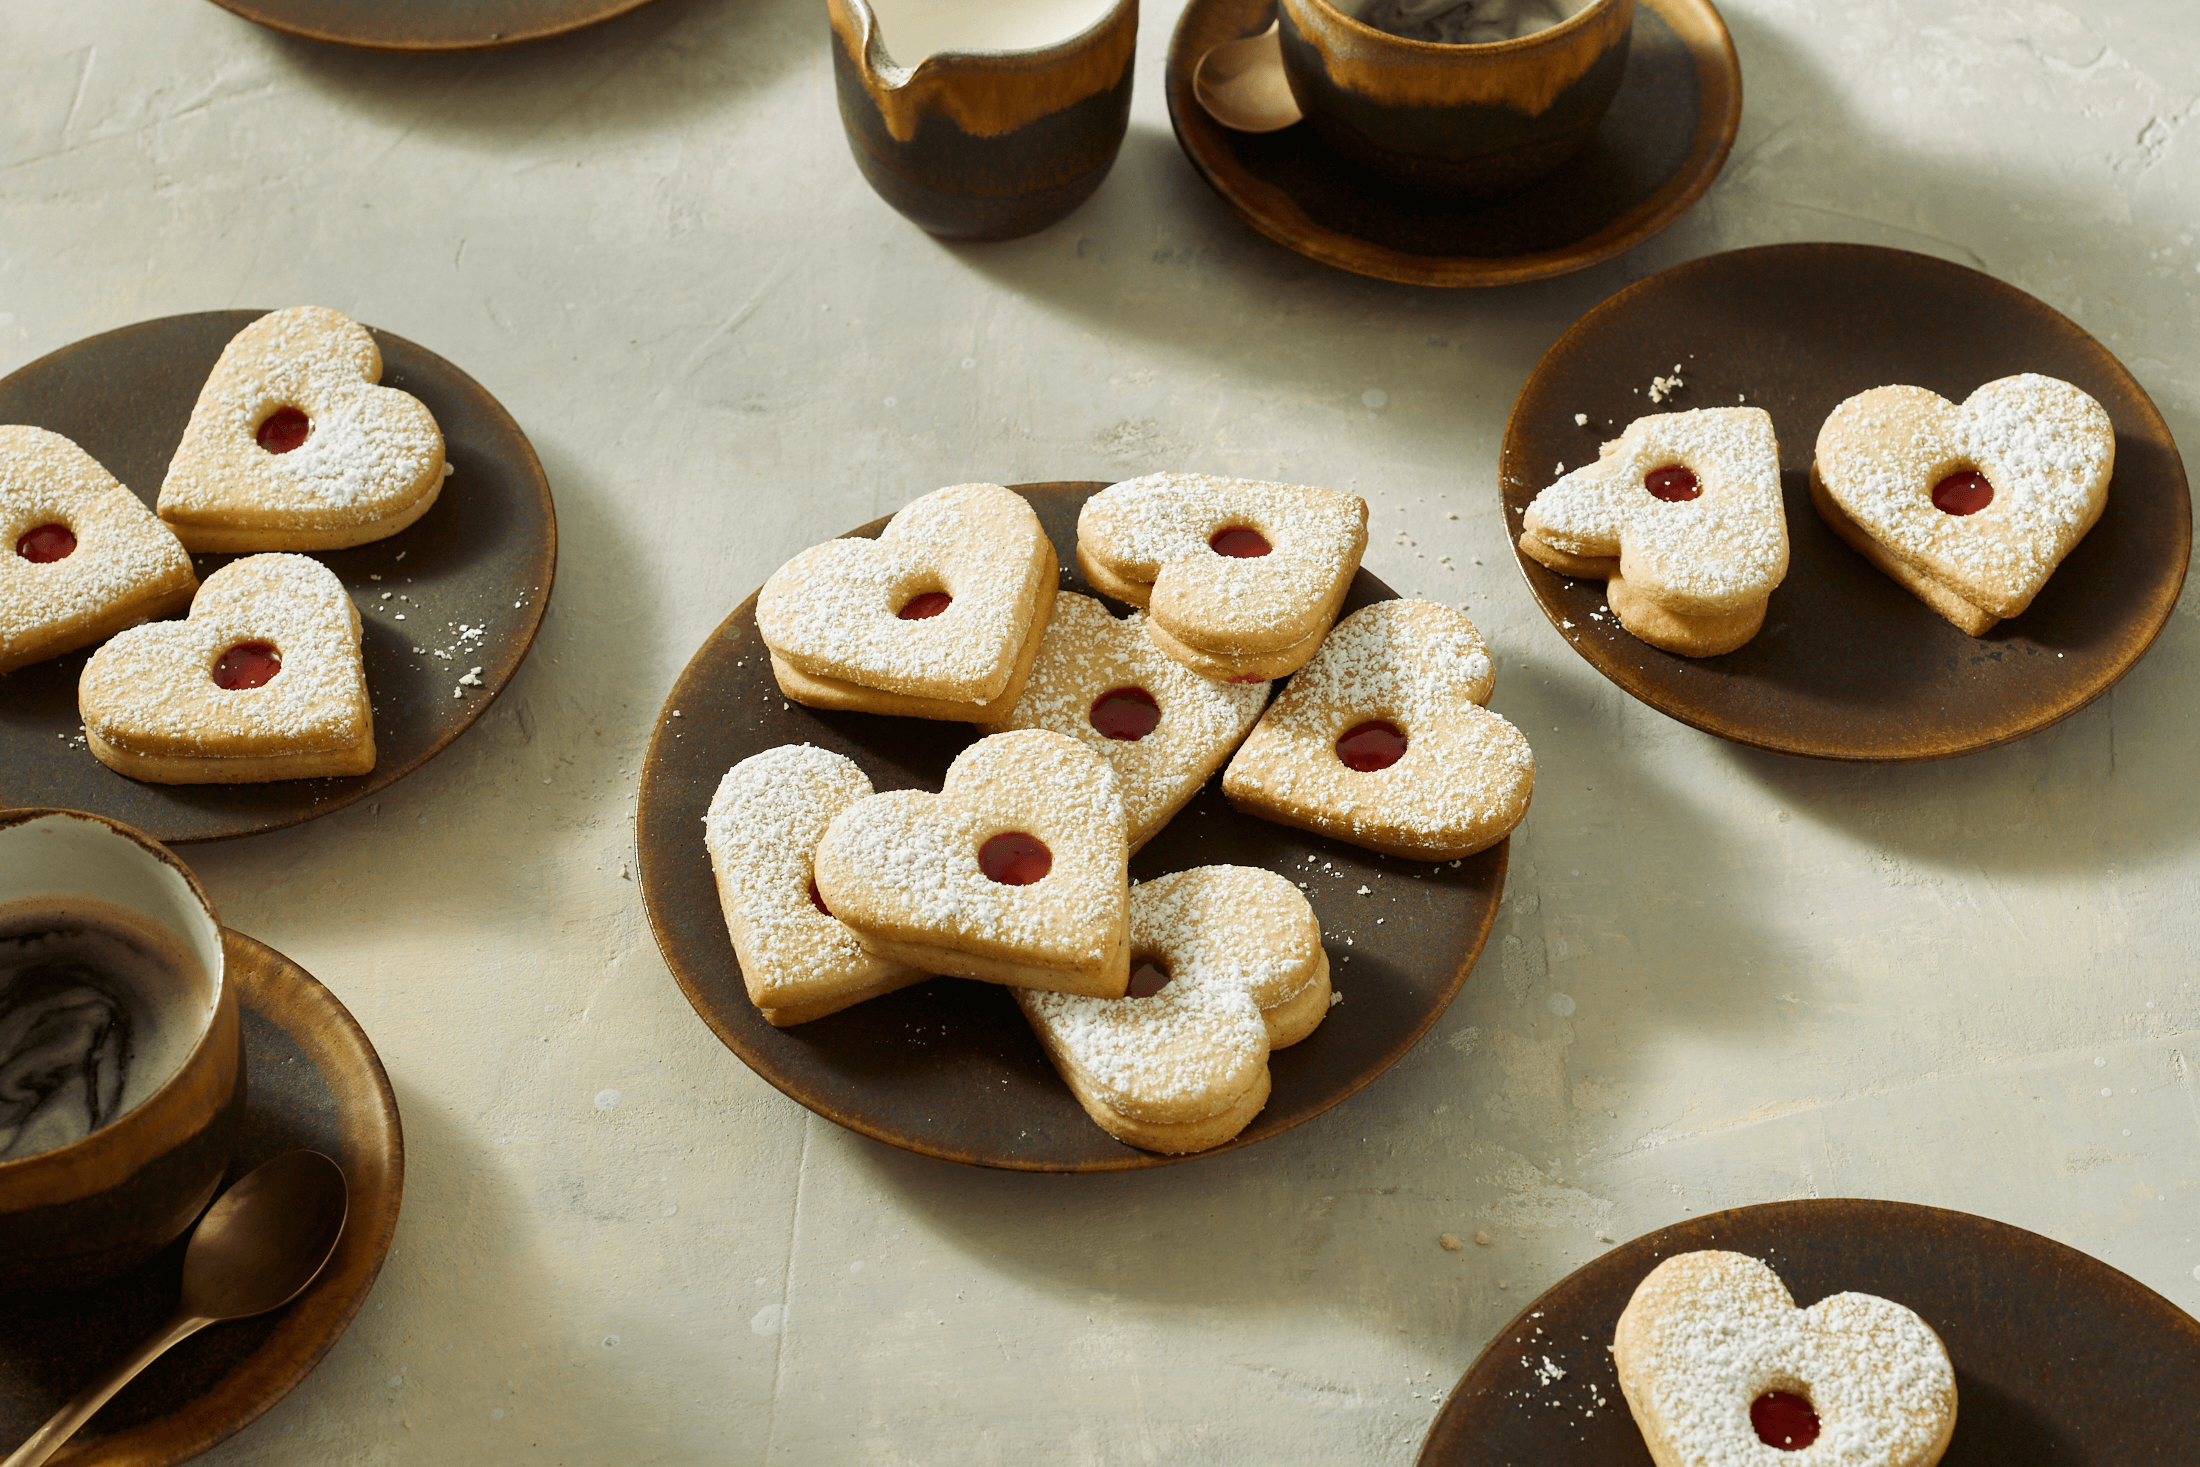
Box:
1356 0 1584 46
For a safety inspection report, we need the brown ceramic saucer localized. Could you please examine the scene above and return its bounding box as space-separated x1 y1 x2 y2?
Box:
0 930 404 1467
0 311 557 841
202 0 655 50
1417 1197 2200 1464
635 482 1508 1172
1501 243 2192 762
1164 0 1740 287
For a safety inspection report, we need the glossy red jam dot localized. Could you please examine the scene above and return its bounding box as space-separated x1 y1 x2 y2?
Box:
807 880 831 917
1644 465 1701 502
899 590 952 620
212 641 282 690
1209 526 1271 558
1126 959 1172 998
1932 469 1994 516
1089 686 1160 741
15 523 76 563
978 832 1051 886
1336 720 1407 772
1750 1392 1821 1450
255 407 311 454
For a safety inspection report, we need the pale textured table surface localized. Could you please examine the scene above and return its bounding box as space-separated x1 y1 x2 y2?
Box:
5 0 2198 1461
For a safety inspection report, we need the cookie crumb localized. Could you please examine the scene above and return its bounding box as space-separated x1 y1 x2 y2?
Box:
1474 1231 1494 1247
1440 1233 1463 1251
1574 413 1589 426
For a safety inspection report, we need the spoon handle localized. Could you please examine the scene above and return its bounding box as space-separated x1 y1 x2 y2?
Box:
1 1312 212 1467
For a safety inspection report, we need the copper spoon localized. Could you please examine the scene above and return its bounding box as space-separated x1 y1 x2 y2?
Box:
1193 21 1304 133
3 1151 349 1467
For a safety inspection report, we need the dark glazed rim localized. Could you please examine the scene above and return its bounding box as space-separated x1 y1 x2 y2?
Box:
1164 0 1741 286
201 0 658 51
634 482 1507 1172
1416 1197 2200 1465
1500 242 2192 762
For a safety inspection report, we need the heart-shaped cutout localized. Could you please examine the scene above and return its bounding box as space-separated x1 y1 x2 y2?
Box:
1223 600 1533 860
980 592 1269 852
1614 1250 1957 1466
1811 374 2113 635
705 744 927 1026
1520 408 1786 656
1 426 196 674
758 483 1057 719
1076 473 1368 678
157 306 446 552
79 552 373 783
813 729 1129 996
1018 865 1329 1154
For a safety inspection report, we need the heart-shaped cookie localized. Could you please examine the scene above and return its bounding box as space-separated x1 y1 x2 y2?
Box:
79 552 374 783
758 483 1057 720
1076 473 1369 679
813 729 1129 996
1811 374 2113 635
1520 407 1787 656
1018 864 1329 1154
1222 599 1532 860
979 592 1269 853
0 426 196 674
1614 1250 1957 1467
157 306 445 553
704 744 928 1026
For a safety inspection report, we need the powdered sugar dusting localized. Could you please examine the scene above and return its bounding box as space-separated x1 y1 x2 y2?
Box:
1526 408 1786 611
982 592 1267 849
1616 1251 1956 1467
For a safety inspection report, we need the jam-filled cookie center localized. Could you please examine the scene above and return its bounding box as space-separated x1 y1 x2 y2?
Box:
978 832 1051 886
1089 686 1160 741
1126 958 1172 998
212 641 283 690
1209 526 1272 558
1643 465 1700 502
898 590 953 620
15 523 76 563
255 406 312 455
1931 469 1994 516
1749 1390 1820 1450
1336 720 1408 772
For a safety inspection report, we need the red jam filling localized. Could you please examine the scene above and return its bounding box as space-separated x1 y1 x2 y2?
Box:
978 832 1051 886
899 590 952 620
1336 720 1407 772
212 641 282 690
256 407 311 454
1644 465 1701 502
15 523 76 563
1932 469 1994 516
1209 526 1272 558
807 880 831 917
1750 1392 1821 1450
1127 959 1172 998
1089 686 1160 741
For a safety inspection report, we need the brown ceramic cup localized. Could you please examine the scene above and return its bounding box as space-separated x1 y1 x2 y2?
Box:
828 0 1140 241
0 809 242 1296
1276 0 1635 196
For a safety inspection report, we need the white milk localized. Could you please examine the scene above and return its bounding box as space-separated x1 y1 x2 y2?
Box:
867 0 1120 65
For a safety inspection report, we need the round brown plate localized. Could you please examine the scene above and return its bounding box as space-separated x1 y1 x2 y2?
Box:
635 482 1507 1172
203 0 655 50
0 311 557 841
1502 243 2191 761
0 930 404 1467
1418 1197 2200 1464
1164 0 1740 287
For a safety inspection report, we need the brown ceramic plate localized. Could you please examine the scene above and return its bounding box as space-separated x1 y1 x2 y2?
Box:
203 0 655 50
1418 1197 2200 1464
0 311 557 841
1501 243 2192 762
1164 0 1740 287
0 930 404 1467
635 482 1507 1172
